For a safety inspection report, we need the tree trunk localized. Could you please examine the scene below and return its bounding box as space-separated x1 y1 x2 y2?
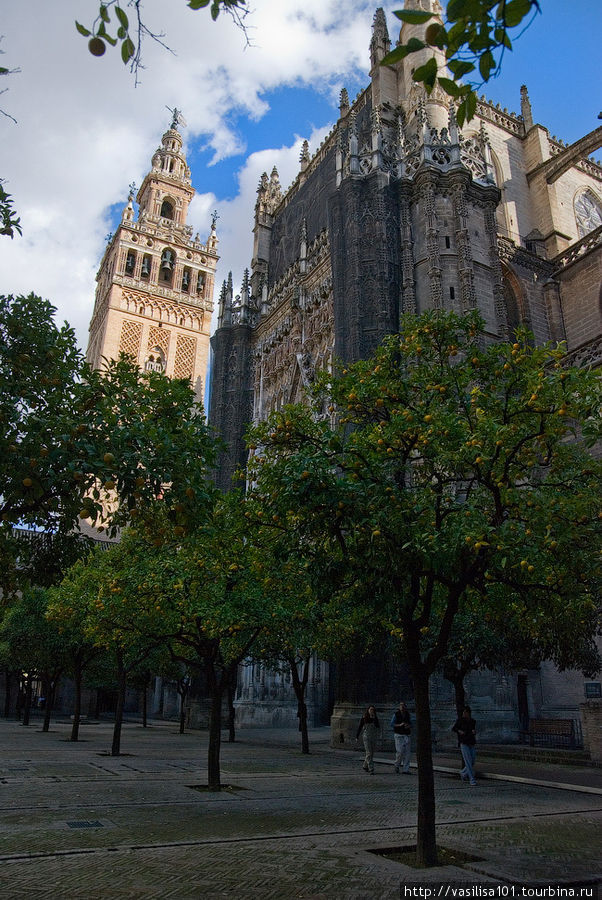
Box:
226 668 236 743
142 680 148 728
179 685 187 734
4 669 13 718
71 662 83 742
412 668 438 867
21 676 33 727
289 656 310 754
111 658 126 757
207 670 223 791
42 679 53 732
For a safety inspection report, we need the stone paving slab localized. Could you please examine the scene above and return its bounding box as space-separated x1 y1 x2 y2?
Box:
0 719 600 898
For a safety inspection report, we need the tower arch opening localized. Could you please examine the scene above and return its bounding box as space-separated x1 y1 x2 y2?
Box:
160 198 175 220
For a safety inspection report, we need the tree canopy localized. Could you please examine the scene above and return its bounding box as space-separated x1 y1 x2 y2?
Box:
248 309 601 865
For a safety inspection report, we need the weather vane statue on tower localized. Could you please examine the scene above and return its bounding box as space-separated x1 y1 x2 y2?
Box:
166 106 187 130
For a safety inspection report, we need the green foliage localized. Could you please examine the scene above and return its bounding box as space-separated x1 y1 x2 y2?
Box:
77 0 247 77
0 183 21 238
248 309 600 864
0 586 66 678
248 310 601 680
382 0 541 125
0 293 218 540
0 293 89 531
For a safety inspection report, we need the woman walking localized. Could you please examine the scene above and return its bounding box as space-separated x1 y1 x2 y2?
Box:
356 705 380 774
452 705 477 785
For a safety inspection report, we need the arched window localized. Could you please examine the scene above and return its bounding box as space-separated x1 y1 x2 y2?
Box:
159 248 175 285
502 265 531 339
181 267 191 293
160 199 174 220
144 347 166 373
489 151 509 237
140 254 152 280
197 272 205 295
574 189 602 238
125 250 136 275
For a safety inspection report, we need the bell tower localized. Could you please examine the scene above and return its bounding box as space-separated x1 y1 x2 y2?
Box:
86 110 218 401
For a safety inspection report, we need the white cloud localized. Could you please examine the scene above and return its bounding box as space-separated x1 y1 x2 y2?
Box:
0 0 379 347
0 0 598 353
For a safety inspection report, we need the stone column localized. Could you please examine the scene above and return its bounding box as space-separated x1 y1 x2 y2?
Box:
580 699 602 762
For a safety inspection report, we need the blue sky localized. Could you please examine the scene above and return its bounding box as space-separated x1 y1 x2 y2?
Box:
0 1 600 349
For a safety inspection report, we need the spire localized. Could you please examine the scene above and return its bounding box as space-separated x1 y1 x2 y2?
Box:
348 111 360 176
267 167 282 212
299 139 310 172
448 101 458 144
370 7 391 69
520 84 533 132
217 279 227 329
300 218 308 274
122 182 135 223
339 87 350 117
149 119 192 188
137 113 194 225
221 273 233 327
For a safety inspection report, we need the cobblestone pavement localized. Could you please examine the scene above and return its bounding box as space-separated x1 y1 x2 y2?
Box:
0 719 600 899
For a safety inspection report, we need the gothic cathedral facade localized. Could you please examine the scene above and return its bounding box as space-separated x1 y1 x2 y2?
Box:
209 5 602 737
87 115 218 401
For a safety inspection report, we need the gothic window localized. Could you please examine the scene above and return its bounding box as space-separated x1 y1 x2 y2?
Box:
125 250 136 275
490 152 509 237
144 346 166 373
160 198 175 220
140 254 152 280
181 267 191 292
159 248 175 285
502 266 530 337
574 190 602 238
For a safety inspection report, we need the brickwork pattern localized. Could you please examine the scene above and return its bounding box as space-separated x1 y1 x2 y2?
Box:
173 334 197 380
118 319 143 361
147 325 170 357
0 720 600 899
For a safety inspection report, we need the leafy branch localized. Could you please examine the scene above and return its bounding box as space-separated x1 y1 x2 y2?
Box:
381 0 541 126
75 0 249 85
0 182 21 238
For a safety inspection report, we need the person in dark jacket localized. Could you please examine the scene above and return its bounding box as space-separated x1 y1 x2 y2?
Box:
390 701 411 774
356 705 380 774
452 705 477 785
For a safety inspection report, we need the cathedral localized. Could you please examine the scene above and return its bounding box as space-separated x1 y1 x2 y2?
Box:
208 5 602 740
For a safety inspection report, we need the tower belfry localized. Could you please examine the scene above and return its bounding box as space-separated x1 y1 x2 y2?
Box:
87 114 218 401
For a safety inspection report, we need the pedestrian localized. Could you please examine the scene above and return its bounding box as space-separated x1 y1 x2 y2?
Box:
356 705 380 774
452 705 477 785
390 701 411 774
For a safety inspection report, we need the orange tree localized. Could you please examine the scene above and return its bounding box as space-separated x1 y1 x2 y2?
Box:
247 309 601 867
51 493 294 787
154 491 293 790
0 586 67 730
242 473 391 754
436 593 601 719
48 540 170 756
1 293 217 540
45 561 102 743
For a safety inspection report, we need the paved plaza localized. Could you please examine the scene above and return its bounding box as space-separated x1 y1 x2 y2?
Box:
0 717 600 898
